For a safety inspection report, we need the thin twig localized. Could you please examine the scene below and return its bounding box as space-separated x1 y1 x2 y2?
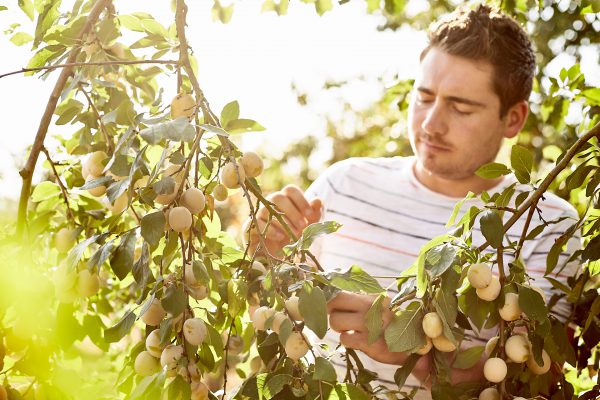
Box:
17 0 112 236
497 245 507 399
78 83 115 154
41 146 76 225
0 59 178 79
514 199 538 261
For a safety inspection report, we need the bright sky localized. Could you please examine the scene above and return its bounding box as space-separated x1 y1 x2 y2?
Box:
0 0 426 203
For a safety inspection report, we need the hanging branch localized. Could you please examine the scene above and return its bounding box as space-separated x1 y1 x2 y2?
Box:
78 83 115 154
0 59 178 80
16 0 113 237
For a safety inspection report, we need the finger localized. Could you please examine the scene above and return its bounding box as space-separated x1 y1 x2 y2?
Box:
269 193 306 233
282 185 315 221
327 292 374 314
329 310 366 333
307 198 323 224
254 218 287 242
339 330 369 351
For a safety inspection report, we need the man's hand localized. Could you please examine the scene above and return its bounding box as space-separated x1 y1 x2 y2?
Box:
327 291 409 365
243 185 322 256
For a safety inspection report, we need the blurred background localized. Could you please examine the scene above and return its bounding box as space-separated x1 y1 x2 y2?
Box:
1 0 597 222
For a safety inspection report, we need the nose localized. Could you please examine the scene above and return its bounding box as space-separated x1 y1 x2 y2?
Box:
421 100 448 137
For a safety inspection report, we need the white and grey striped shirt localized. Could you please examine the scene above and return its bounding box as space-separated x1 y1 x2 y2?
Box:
305 156 580 399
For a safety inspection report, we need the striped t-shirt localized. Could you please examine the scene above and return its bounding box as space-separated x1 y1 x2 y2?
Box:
305 156 580 398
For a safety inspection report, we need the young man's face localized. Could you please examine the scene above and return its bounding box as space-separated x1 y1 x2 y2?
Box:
408 47 515 181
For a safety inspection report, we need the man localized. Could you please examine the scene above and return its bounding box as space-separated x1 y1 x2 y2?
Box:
246 4 579 397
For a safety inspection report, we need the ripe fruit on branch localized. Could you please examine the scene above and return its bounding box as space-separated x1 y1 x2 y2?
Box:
432 335 456 352
422 312 443 338
526 349 551 374
505 334 530 363
146 329 165 358
169 206 193 232
141 299 167 326
188 285 208 300
55 227 76 253
220 162 246 189
476 276 501 301
250 356 263 374
251 306 276 331
181 188 206 214
251 260 267 275
499 292 522 321
285 296 303 321
467 263 492 289
415 337 433 355
82 151 108 178
171 93 196 119
160 344 184 372
134 351 160 376
212 184 228 201
284 331 310 361
85 175 107 196
483 357 507 383
271 311 288 334
109 192 128 214
183 318 208 346
77 269 100 297
240 152 264 178
478 387 500 400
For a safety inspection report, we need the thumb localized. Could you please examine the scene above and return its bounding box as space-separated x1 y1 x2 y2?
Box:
307 198 323 223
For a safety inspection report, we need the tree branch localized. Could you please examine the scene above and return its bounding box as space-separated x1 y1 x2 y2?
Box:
478 122 600 252
17 0 113 237
0 59 178 80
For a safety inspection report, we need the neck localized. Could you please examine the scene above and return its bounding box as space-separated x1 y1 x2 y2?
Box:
413 161 503 198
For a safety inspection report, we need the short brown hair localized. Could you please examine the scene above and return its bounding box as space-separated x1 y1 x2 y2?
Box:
421 4 535 117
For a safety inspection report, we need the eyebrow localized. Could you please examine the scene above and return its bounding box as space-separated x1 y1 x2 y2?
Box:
416 87 486 107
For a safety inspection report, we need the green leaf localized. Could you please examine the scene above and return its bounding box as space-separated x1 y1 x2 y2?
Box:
110 231 136 280
365 294 385 345
34 0 61 49
393 353 420 387
55 98 84 125
517 284 548 323
263 374 292 399
452 346 484 369
80 175 112 191
298 285 328 338
326 265 384 294
384 302 425 353
118 14 144 32
106 177 131 204
132 243 154 287
161 285 187 317
153 176 175 195
31 181 60 202
18 0 34 20
329 383 370 400
480 210 504 248
446 191 475 227
313 357 337 382
476 162 511 179
511 144 533 184
425 243 457 278
141 211 165 247
104 310 136 343
461 287 492 331
287 221 342 252
67 234 106 270
220 100 240 127
226 118 266 134
434 288 458 331
315 0 333 15
201 123 229 137
10 32 33 46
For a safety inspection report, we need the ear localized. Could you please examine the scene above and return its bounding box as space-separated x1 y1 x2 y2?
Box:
503 100 529 139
